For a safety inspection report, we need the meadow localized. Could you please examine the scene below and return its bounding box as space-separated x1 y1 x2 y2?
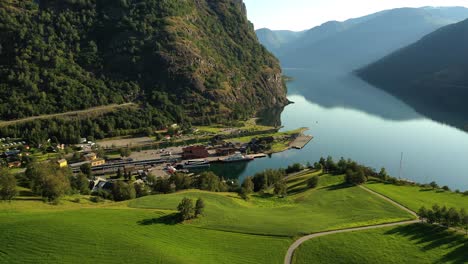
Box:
365 182 468 211
0 173 415 263
0 201 291 264
293 224 468 264
129 174 414 236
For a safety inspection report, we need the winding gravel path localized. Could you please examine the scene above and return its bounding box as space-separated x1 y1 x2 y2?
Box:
284 185 419 264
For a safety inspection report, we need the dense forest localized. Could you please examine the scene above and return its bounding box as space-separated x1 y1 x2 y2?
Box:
358 18 468 131
0 0 287 143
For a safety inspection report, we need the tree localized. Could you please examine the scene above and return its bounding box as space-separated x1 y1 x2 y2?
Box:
80 163 92 179
378 168 389 181
432 204 442 223
0 170 17 201
195 198 205 217
429 181 439 190
26 163 71 202
194 172 222 192
313 162 322 171
461 209 468 234
70 173 90 195
345 168 366 185
307 176 319 189
119 148 132 158
274 181 287 197
325 156 336 173
337 157 348 174
418 206 427 222
112 181 136 201
177 197 195 221
134 183 150 198
426 209 436 224
117 168 122 179
446 207 459 227
241 177 254 194
170 173 192 191
238 187 250 201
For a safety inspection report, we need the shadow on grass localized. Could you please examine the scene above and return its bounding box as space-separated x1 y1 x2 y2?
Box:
138 213 180 226
288 186 310 196
384 224 467 263
324 183 352 191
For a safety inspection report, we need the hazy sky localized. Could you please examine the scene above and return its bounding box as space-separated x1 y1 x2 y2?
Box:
243 0 468 31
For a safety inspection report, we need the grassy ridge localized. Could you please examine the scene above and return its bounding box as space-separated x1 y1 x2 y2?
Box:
293 224 468 264
365 182 468 211
129 175 414 236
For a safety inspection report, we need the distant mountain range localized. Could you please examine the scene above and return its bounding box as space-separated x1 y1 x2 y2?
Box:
357 18 468 130
257 7 468 71
255 29 304 54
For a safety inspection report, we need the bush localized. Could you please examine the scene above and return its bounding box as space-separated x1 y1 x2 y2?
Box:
90 196 104 203
307 176 319 189
177 197 195 221
285 163 304 174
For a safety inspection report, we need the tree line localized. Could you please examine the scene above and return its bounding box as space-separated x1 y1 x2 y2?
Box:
418 204 468 234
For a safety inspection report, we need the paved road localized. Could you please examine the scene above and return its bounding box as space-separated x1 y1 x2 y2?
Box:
284 185 419 264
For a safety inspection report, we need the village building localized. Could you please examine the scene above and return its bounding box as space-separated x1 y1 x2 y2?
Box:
91 159 106 167
182 146 209 159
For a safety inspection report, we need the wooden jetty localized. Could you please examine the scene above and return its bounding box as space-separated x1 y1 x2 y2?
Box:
290 135 313 149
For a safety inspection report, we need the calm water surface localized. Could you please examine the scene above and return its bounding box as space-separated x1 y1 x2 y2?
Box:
209 69 468 191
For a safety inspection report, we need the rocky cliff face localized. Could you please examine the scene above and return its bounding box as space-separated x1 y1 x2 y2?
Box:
0 0 287 122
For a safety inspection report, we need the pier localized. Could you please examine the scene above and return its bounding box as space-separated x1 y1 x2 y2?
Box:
290 135 313 149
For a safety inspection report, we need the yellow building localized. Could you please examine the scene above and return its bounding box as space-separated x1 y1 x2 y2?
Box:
57 159 68 168
91 159 106 167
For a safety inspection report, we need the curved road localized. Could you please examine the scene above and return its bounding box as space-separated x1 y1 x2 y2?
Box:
284 186 419 264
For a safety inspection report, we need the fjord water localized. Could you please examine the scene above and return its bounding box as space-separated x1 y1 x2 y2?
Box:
213 68 468 191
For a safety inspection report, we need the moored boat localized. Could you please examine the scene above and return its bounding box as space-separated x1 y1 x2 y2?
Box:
221 152 254 163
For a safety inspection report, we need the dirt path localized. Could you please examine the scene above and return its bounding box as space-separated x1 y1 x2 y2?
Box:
0 103 136 127
284 185 419 264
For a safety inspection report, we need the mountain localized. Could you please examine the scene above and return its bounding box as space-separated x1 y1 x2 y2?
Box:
0 0 287 125
255 28 304 54
273 7 468 71
357 18 468 130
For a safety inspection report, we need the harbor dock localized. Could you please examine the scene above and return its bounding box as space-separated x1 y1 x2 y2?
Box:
290 135 313 149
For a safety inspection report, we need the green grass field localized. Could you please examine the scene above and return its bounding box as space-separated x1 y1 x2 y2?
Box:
0 202 291 264
293 224 468 264
0 173 414 264
365 182 468 211
129 174 414 236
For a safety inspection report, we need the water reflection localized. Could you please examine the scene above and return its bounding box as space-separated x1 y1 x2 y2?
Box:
283 69 421 121
210 68 468 190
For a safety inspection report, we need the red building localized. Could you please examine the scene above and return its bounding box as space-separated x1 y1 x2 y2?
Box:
182 146 209 159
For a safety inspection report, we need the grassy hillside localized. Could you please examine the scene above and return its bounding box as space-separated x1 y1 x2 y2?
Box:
293 224 467 264
0 173 415 263
365 182 468 211
0 202 290 264
129 174 414 236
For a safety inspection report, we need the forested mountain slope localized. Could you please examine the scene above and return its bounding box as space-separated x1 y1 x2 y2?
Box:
357 18 468 130
0 0 287 123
